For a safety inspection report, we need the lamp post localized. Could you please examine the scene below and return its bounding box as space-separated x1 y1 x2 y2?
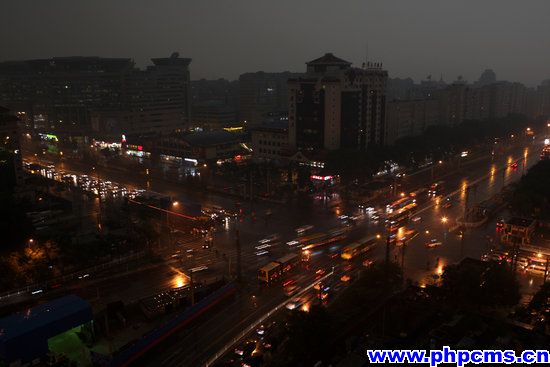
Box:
441 216 448 245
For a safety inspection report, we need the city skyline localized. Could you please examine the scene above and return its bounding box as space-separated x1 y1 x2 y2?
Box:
2 2 550 366
2 0 549 86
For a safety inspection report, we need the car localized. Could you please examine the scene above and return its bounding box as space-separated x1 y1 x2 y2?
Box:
296 225 314 234
234 340 256 358
412 216 422 222
363 259 375 268
426 239 442 248
286 240 301 248
282 279 296 287
510 162 518 169
496 220 504 230
256 321 276 336
343 263 354 272
315 269 326 279
284 285 300 297
443 201 452 209
259 234 280 244
285 298 304 310
340 275 351 282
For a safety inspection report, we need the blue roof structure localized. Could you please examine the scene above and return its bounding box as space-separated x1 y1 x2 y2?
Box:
0 294 93 364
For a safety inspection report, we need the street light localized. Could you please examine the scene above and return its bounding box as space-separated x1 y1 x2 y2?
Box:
172 201 179 207
441 216 448 224
376 234 381 240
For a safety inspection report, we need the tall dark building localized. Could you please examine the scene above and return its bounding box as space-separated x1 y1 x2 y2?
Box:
0 57 133 132
0 106 22 190
288 53 388 151
475 69 497 87
190 78 239 129
239 71 302 126
92 53 192 138
0 53 192 138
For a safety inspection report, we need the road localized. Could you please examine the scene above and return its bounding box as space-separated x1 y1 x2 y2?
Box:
17 136 547 366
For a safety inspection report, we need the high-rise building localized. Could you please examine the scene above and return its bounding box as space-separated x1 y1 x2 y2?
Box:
190 78 239 129
475 69 497 87
534 80 550 118
239 71 303 126
92 53 192 138
0 106 22 190
0 53 192 138
386 99 439 145
288 53 388 151
0 57 134 132
191 101 238 130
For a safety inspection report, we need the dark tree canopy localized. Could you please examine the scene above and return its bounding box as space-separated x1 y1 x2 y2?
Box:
511 160 550 219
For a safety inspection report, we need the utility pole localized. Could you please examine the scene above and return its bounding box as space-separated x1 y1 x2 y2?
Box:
545 257 549 284
93 167 103 230
189 270 195 305
463 186 469 219
236 229 242 283
266 165 270 195
385 228 392 280
249 170 253 202
401 242 406 271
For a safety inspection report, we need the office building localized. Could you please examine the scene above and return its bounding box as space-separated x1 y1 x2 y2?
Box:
0 106 22 189
288 53 388 151
239 71 302 126
0 53 192 138
386 99 438 144
250 121 289 161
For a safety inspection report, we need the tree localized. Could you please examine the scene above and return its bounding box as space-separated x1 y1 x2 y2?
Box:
273 305 333 367
441 260 519 307
510 160 550 219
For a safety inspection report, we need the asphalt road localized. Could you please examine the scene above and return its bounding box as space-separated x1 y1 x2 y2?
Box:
16 136 547 366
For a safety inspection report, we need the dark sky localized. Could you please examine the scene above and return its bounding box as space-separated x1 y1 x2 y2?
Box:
2 0 549 86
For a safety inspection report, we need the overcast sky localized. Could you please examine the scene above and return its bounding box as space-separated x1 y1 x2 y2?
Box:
1 0 549 86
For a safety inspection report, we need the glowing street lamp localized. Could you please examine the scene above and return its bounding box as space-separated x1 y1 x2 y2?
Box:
172 201 179 207
441 216 448 224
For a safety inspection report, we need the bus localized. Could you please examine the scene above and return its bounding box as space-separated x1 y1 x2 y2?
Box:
398 202 417 215
409 188 428 198
341 237 377 260
387 210 411 231
258 253 300 284
298 233 327 246
302 229 347 251
277 253 300 272
258 262 283 284
386 197 414 214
